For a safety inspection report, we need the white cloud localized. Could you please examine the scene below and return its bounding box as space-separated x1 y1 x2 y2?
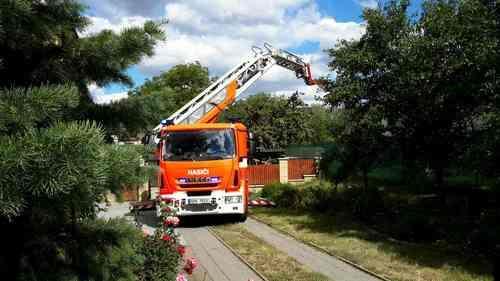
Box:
83 0 365 101
80 16 150 36
356 0 378 9
89 84 128 104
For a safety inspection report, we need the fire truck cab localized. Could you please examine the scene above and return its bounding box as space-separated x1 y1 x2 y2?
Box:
157 123 249 220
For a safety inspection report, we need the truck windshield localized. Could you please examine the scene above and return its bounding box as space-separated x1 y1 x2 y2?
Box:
163 129 235 161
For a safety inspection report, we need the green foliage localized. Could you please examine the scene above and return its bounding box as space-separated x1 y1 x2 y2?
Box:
0 1 166 280
0 0 166 89
319 108 388 188
77 22 166 88
0 85 79 134
262 181 355 213
324 0 500 187
0 121 106 221
97 62 211 136
135 62 210 101
75 219 145 281
104 145 151 194
307 105 336 144
13 217 146 281
138 232 181 281
0 87 152 279
222 92 333 150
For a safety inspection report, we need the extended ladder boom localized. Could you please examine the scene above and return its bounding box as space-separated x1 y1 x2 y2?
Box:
154 43 315 131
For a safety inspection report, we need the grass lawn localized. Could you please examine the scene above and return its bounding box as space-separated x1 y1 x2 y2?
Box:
251 208 493 281
211 224 330 281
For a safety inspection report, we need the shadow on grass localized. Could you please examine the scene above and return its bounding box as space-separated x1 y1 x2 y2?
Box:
252 207 492 278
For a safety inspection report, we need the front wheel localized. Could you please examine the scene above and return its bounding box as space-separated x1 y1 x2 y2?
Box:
235 213 247 222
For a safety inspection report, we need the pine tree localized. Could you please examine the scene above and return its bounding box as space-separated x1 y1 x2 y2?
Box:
0 1 166 279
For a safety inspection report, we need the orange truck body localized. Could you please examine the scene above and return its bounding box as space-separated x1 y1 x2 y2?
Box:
156 85 249 218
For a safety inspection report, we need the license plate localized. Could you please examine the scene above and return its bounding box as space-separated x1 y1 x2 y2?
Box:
188 198 211 204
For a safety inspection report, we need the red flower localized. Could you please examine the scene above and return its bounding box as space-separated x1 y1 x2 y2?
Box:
177 245 186 256
183 257 198 275
176 273 187 281
162 234 172 242
162 206 172 213
164 216 180 227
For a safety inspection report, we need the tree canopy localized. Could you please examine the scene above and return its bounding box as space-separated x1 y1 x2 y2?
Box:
222 92 334 150
0 0 165 92
324 0 500 187
94 62 211 137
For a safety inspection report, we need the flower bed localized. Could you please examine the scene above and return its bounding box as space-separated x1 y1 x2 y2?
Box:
138 203 198 281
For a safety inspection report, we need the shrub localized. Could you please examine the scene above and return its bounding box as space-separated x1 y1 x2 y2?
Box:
137 201 197 281
15 218 145 281
260 182 291 201
352 187 384 220
261 180 385 219
79 219 145 281
388 212 437 242
299 181 335 212
466 209 500 257
138 233 181 281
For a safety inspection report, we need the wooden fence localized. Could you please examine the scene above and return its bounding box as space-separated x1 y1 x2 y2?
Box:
288 159 316 180
248 164 280 186
248 158 317 186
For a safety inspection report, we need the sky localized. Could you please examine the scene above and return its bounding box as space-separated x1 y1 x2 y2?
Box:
80 0 422 104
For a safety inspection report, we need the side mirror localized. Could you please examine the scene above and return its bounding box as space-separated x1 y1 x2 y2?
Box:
248 132 256 157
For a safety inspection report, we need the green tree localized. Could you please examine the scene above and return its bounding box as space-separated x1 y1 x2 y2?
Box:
307 104 336 144
0 1 168 279
0 0 165 90
324 0 499 188
222 92 315 149
135 62 210 101
0 86 152 281
99 62 211 136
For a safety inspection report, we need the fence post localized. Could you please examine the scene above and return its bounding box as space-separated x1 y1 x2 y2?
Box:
278 157 289 183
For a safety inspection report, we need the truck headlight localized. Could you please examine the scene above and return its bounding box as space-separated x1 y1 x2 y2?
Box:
225 195 242 204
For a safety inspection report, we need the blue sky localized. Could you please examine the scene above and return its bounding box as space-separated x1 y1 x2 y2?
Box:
81 0 422 103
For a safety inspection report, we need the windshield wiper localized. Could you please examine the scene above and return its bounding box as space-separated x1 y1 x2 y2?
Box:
199 155 225 160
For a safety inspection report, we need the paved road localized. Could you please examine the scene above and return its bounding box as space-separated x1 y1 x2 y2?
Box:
98 204 263 281
242 217 382 281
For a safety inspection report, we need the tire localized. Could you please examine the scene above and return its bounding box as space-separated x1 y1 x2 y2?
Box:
236 213 247 222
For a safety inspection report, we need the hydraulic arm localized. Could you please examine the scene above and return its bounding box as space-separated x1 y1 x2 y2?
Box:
154 43 316 130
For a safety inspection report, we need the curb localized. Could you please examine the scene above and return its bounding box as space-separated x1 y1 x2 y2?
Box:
249 215 392 281
207 227 270 281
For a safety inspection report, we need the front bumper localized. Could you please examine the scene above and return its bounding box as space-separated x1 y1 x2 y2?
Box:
156 190 245 217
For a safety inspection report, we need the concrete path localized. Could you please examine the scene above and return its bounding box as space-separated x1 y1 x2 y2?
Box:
178 226 264 281
242 217 381 281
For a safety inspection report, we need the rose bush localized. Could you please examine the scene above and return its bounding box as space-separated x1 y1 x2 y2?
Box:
138 201 197 281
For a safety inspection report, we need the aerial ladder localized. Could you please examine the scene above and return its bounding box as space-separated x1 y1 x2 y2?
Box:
149 43 317 220
153 42 316 131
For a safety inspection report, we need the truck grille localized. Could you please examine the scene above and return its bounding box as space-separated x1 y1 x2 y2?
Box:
187 191 212 197
183 203 217 212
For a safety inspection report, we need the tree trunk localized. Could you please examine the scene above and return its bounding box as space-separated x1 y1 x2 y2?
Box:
494 245 500 281
435 166 444 189
362 166 369 191
401 137 417 185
